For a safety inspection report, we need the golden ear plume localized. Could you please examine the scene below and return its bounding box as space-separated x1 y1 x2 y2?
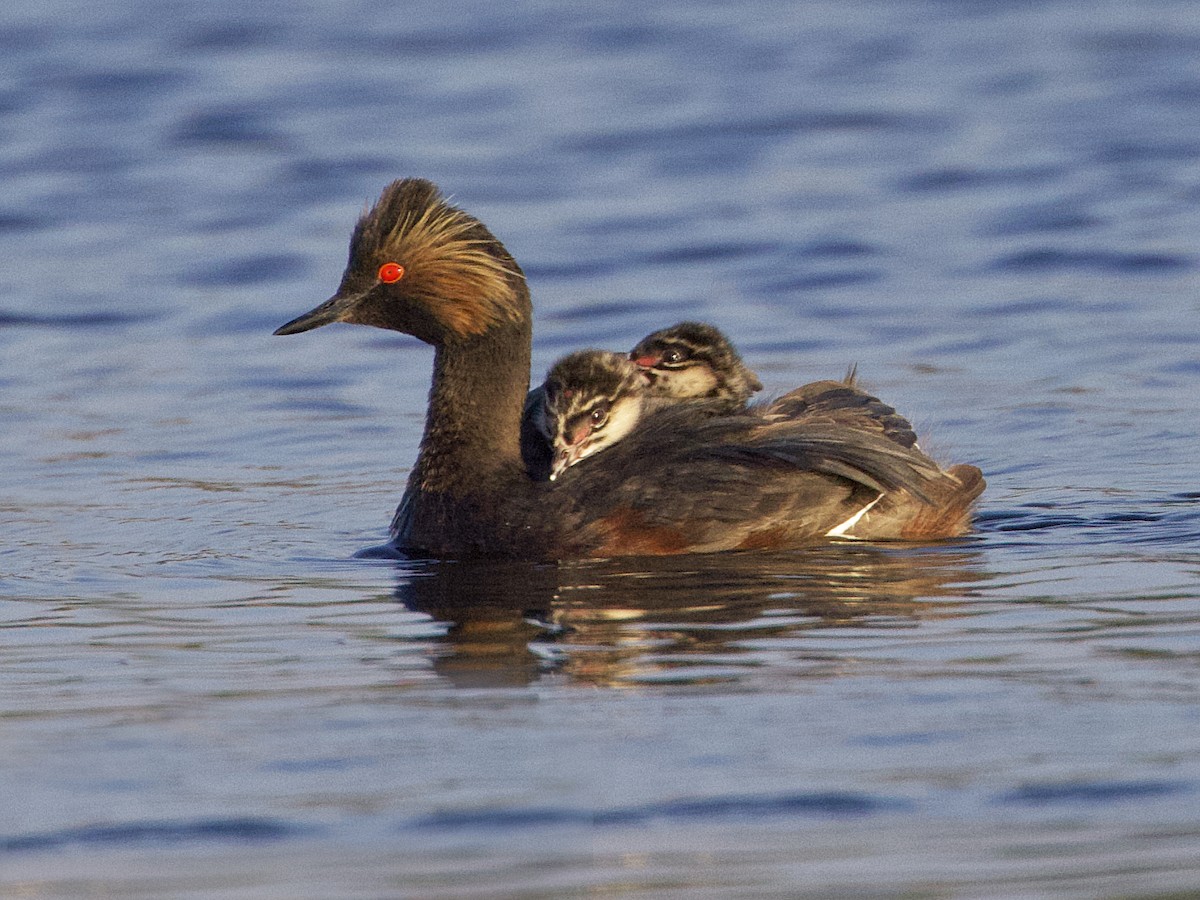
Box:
364 179 526 338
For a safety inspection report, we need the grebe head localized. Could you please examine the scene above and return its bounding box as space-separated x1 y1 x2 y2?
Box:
629 321 763 405
274 178 527 344
539 351 649 481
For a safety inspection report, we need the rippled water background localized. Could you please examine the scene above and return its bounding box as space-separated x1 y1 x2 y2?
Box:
4 0 1200 896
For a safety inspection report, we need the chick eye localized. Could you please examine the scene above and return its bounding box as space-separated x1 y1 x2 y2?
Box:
378 262 405 283
662 347 688 365
589 403 609 428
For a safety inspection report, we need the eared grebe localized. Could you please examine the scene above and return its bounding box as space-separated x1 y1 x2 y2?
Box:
274 178 985 559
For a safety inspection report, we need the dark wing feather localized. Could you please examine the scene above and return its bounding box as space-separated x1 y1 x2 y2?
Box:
698 429 940 500
763 380 919 449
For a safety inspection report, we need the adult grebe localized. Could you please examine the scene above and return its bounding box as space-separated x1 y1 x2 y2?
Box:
274 178 984 559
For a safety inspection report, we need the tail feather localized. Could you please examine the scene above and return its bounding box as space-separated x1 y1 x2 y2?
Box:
842 463 985 540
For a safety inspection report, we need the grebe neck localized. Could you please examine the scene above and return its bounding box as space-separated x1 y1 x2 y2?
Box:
412 316 532 493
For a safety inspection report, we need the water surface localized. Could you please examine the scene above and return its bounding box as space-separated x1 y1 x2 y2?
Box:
4 0 1200 896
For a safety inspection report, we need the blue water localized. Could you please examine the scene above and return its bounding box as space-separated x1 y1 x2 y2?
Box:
4 0 1200 896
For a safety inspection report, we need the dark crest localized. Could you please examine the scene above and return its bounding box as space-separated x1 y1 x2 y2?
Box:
348 178 526 338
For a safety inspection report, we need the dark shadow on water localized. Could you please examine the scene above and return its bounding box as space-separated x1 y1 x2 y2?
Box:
386 545 988 688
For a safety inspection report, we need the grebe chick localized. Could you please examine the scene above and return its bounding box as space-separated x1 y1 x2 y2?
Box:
630 321 762 409
537 351 650 481
274 178 985 559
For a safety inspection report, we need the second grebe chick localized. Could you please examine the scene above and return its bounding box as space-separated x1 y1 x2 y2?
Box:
630 321 763 409
535 351 650 481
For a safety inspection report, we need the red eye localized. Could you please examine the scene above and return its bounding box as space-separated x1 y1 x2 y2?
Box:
378 262 405 283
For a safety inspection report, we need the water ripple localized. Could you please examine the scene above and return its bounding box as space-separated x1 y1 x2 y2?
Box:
0 310 152 329
997 779 1192 807
990 248 1192 274
171 106 292 149
411 790 909 832
984 204 1104 236
175 253 313 287
638 239 785 265
0 817 306 855
897 164 1064 194
563 109 947 153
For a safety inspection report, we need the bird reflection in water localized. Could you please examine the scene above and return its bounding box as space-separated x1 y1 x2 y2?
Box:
387 545 986 688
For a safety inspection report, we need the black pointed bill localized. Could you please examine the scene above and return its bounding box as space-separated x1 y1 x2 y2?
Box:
273 292 361 336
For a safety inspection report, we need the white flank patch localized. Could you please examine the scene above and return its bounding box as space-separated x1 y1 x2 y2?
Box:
825 494 882 539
